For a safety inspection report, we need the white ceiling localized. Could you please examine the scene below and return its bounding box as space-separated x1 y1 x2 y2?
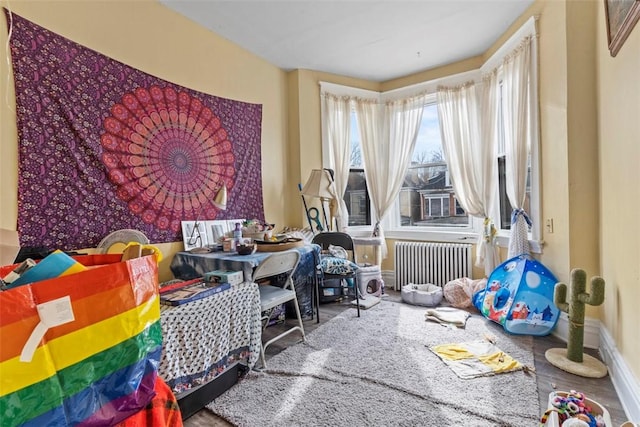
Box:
159 0 535 82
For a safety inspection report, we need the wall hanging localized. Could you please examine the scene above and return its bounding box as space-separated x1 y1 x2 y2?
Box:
4 10 264 251
605 0 640 56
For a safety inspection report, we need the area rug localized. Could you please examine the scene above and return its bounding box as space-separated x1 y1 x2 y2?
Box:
206 300 540 426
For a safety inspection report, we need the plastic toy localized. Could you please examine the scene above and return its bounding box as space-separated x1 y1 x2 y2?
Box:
539 390 607 427
545 269 607 378
473 254 560 336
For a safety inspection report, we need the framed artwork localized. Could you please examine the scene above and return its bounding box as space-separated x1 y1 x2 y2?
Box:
182 219 246 251
605 0 640 56
181 221 209 252
203 220 232 246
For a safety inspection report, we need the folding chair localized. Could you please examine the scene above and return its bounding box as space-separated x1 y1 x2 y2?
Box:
254 250 305 369
312 232 360 321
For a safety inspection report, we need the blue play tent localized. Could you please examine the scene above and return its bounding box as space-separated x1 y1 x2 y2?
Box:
473 254 560 336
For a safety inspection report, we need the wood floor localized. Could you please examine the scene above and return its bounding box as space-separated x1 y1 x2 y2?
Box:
183 290 629 427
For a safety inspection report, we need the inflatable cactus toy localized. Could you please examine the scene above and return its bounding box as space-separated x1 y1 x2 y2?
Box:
545 268 608 378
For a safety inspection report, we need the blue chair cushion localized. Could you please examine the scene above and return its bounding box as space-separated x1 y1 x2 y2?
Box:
320 256 359 275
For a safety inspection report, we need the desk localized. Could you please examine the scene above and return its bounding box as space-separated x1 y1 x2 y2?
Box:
170 244 319 319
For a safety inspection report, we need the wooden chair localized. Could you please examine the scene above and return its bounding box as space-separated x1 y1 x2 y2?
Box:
254 250 305 369
311 232 360 321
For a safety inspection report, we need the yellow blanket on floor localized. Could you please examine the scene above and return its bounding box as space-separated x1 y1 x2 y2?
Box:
429 340 523 379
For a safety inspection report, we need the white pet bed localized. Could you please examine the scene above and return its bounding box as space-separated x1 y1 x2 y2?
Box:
401 283 443 307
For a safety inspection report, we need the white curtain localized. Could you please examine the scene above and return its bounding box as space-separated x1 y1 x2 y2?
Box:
356 93 426 258
321 92 352 231
503 36 534 258
437 74 500 277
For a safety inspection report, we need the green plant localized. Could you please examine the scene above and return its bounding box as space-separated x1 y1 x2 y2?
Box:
554 268 605 362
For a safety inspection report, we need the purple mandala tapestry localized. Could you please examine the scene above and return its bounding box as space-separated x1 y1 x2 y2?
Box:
6 11 264 250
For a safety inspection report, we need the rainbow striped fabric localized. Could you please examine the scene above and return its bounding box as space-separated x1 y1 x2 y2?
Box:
0 254 162 426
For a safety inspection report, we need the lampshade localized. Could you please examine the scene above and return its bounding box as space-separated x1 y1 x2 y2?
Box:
301 169 335 199
213 183 227 210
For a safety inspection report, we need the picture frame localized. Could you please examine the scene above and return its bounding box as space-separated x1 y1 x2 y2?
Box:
181 220 209 251
203 220 231 245
604 0 640 56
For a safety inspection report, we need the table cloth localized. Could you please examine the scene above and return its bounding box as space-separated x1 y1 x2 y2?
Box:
158 282 261 395
169 244 319 319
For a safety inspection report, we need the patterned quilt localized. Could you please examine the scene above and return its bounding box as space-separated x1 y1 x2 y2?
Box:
158 282 261 395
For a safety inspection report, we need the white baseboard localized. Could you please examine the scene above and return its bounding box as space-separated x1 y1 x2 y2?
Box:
600 326 640 422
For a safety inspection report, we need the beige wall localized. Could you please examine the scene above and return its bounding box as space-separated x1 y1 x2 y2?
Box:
1 0 638 387
529 0 640 381
0 0 290 281
535 1 573 292
536 0 603 306
596 0 640 382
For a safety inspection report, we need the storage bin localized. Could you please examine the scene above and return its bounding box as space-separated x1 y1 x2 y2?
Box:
320 278 346 303
544 391 612 427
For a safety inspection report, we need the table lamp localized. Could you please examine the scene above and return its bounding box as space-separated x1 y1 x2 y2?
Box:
300 169 336 231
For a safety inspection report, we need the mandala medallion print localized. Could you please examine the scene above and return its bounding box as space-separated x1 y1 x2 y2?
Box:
9 12 264 250
101 86 235 232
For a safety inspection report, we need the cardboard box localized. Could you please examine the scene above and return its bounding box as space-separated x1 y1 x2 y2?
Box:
204 269 243 286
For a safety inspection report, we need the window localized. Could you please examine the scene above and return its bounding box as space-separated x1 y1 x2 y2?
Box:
497 156 531 230
497 156 511 229
343 102 471 231
322 14 540 250
398 103 469 229
495 79 533 234
343 111 371 227
334 92 538 247
345 169 370 226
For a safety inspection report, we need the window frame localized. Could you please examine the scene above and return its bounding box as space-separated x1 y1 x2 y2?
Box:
379 89 479 244
319 15 542 251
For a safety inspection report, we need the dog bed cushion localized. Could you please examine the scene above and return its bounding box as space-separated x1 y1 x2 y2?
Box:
401 283 443 307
